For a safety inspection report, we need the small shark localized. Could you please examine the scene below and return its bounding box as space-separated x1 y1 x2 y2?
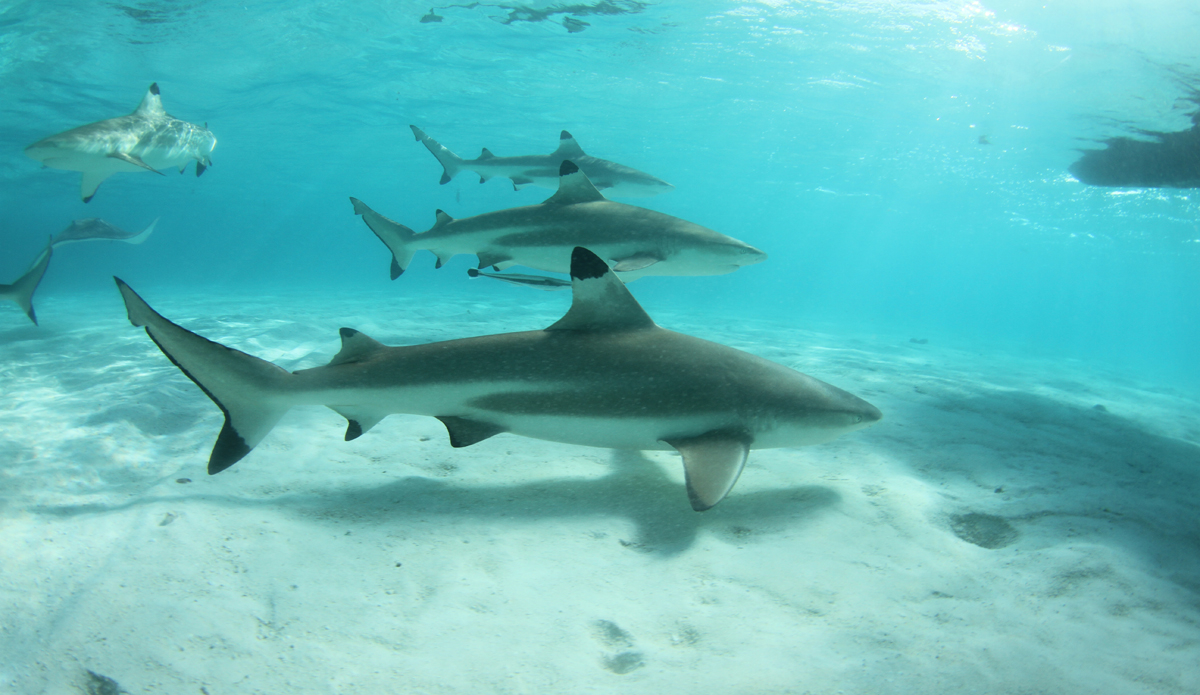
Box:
51 218 158 249
411 125 673 197
115 247 880 511
1 239 52 326
467 267 570 290
352 161 765 280
25 83 216 202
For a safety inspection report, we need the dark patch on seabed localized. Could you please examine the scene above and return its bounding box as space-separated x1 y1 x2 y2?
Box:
950 512 1018 549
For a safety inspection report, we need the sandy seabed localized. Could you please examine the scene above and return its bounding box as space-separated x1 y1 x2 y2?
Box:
1 286 1198 695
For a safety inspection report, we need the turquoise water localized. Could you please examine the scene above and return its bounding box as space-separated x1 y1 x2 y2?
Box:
2 1 1199 387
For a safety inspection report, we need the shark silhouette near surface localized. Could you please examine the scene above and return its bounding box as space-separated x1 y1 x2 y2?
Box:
115 247 880 511
25 83 217 202
411 125 673 197
1069 108 1200 188
352 161 765 280
1 240 52 326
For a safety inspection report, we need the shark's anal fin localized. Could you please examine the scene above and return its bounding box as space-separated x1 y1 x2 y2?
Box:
436 416 506 448
545 247 655 332
664 430 753 511
108 151 164 175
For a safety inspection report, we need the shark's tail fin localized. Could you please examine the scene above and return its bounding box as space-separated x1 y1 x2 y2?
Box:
350 197 418 280
0 238 52 325
115 278 294 474
410 125 463 185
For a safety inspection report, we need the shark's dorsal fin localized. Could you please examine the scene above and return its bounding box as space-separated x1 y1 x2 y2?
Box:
546 247 655 332
134 83 166 117
479 147 495 160
544 161 606 206
433 210 455 228
328 327 386 366
554 130 586 159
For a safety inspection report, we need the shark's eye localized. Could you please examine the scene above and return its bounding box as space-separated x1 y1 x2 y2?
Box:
855 414 863 423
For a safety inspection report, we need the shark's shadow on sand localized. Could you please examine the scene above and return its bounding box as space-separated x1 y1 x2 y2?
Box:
32 450 839 557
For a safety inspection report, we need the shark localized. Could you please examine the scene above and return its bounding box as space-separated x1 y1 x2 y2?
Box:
467 267 570 290
25 83 216 203
352 161 766 280
51 218 158 248
1 239 52 326
411 125 673 197
115 246 881 511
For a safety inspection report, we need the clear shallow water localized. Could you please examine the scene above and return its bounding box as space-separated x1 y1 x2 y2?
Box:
2 2 1200 692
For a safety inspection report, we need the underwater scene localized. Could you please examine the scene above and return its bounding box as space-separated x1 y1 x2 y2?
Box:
1 1 1199 693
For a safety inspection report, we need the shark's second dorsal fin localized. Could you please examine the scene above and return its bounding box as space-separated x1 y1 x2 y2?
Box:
328 327 386 366
134 83 166 117
554 130 586 159
479 147 495 160
544 161 606 206
546 247 655 332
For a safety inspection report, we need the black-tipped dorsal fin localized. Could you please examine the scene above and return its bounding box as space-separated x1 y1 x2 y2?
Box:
544 161 606 206
546 247 655 332
554 130 586 158
328 327 386 366
135 83 165 117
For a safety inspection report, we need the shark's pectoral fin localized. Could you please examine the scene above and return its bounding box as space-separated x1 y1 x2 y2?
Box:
612 255 660 272
436 416 507 448
107 151 164 175
664 430 752 511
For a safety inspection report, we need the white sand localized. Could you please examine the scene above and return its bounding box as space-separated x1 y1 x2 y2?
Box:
1 287 1198 695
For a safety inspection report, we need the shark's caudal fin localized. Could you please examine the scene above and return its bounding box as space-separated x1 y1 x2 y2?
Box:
349 197 418 279
114 278 294 474
1 239 53 326
410 125 464 185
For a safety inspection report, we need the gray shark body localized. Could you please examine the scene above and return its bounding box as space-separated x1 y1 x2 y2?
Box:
352 161 765 280
1 239 52 325
115 247 879 510
411 125 673 198
25 83 216 202
52 218 158 248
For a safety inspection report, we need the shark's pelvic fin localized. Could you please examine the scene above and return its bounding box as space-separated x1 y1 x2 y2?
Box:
1 238 52 326
114 277 294 473
545 247 655 332
545 160 607 206
436 416 507 448
664 430 753 511
350 197 417 279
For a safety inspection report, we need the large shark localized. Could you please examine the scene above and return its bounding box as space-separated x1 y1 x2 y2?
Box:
25 83 216 203
1 239 52 326
51 218 158 248
411 125 673 197
115 247 881 511
352 161 765 280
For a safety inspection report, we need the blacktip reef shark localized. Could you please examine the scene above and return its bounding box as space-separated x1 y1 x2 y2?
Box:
467 267 570 290
411 125 673 197
352 161 766 280
1 239 52 325
51 218 158 249
25 83 216 202
114 247 880 511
